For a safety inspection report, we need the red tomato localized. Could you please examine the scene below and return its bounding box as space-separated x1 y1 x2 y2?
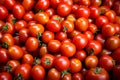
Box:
69 58 82 73
13 4 25 19
61 73 72 80
6 14 16 24
57 3 72 17
68 30 81 39
113 65 120 80
55 31 67 41
15 64 31 80
22 54 34 65
0 48 9 63
0 72 12 80
8 45 24 60
25 37 39 52
86 40 102 55
41 54 55 69
73 34 88 50
39 45 48 57
22 0 35 11
31 65 45 80
99 55 114 71
23 11 34 22
113 1 120 16
84 31 94 41
45 8 55 17
54 56 70 71
86 67 109 80
47 40 61 53
90 5 100 18
91 0 102 6
60 42 76 57
0 5 8 20
103 0 114 8
4 0 16 10
75 6 90 18
72 73 84 80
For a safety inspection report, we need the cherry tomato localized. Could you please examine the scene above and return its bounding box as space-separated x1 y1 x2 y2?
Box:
4 0 16 10
45 8 55 17
112 48 120 64
72 73 84 80
23 11 34 22
39 45 49 57
54 56 70 71
61 73 72 80
0 5 8 20
84 31 94 41
31 65 45 80
55 31 67 41
113 1 120 16
0 72 12 80
113 64 120 80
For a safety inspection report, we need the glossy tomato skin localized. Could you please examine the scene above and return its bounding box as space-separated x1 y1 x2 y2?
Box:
0 48 9 63
72 73 84 80
15 63 31 80
61 73 72 80
47 40 61 53
22 0 35 11
85 55 98 69
0 72 12 80
41 54 55 69
46 19 61 32
69 58 82 73
103 0 114 8
34 12 49 25
39 45 48 57
0 5 8 20
86 67 109 80
42 31 55 43
55 31 67 41
68 30 81 39
99 55 114 71
31 65 45 80
105 36 120 50
4 0 16 10
54 56 70 71
47 68 61 80
60 42 76 57
57 3 72 17
45 8 55 17
86 40 102 55
8 45 24 60
113 1 120 16
23 11 34 22
29 24 44 37
83 31 94 42
75 6 90 18
73 34 88 50
25 37 39 52
88 23 98 34
13 4 25 19
112 48 120 64
6 14 16 24
113 65 120 80
91 0 102 6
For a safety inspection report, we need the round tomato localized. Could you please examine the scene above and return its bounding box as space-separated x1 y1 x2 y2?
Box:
4 0 16 10
72 73 84 80
113 64 120 80
0 5 8 20
112 48 120 64
0 72 12 80
22 54 34 65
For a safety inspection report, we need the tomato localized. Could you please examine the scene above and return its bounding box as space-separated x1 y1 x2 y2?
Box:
88 23 98 34
99 48 112 57
61 20 74 33
113 64 120 80
42 31 55 43
50 0 61 9
69 58 82 73
45 8 55 17
71 4 79 14
90 5 100 19
55 31 67 41
72 73 84 80
113 1 120 16
6 14 16 24
27 20 37 27
22 54 34 65
86 67 109 80
4 0 16 10
73 34 88 50
100 6 110 15
75 6 90 18
60 42 76 57
31 65 45 80
35 0 50 11
34 12 49 25
0 72 12 80
54 56 70 71
57 3 72 17
114 23 120 34
41 54 55 69
29 24 44 37
61 73 72 80
99 55 114 71
46 19 61 32
95 16 109 29
111 48 120 64
77 0 90 7
47 68 61 80
23 11 34 22
91 0 102 6
86 40 102 55
22 0 35 11
105 10 116 23
5 60 20 73
75 17 88 32
1 33 14 48
0 48 9 63
8 45 24 60
68 30 81 39
13 4 25 19
15 63 31 80
85 55 98 69
25 37 39 52
105 36 120 50
103 0 114 8
47 40 61 53
66 14 76 22
1 22 15 34
15 20 27 32
19 28 29 43
39 45 48 57
74 50 87 61
83 31 94 41
51 15 64 22
0 20 5 30
0 5 8 20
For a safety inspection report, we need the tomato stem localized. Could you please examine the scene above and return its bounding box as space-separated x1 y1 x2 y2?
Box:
61 70 68 78
2 24 8 31
112 60 117 66
44 58 51 65
93 29 101 36
63 26 68 33
33 57 41 65
12 18 17 24
88 48 94 55
15 73 23 80
4 65 12 73
94 67 102 74
2 42 9 49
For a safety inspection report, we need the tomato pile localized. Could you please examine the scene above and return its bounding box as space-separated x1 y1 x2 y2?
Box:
0 0 120 80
